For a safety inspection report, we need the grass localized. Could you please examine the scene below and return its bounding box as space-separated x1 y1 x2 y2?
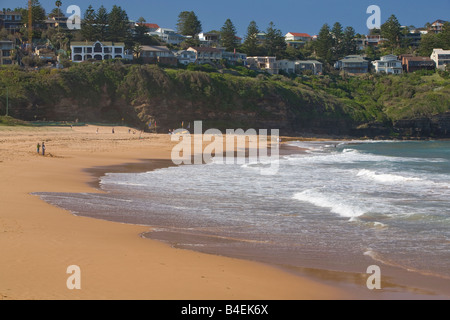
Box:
0 116 30 126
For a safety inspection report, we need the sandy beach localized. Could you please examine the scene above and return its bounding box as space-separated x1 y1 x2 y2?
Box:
0 125 352 300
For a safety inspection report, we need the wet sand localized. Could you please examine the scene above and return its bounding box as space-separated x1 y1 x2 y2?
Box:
0 125 352 300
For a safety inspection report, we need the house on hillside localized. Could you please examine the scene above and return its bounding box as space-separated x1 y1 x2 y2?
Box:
35 47 57 64
151 28 185 46
198 32 221 47
187 47 223 64
221 50 247 65
246 56 279 74
139 45 177 66
356 35 387 50
335 55 369 74
0 10 22 32
372 55 402 74
430 19 447 34
278 60 295 74
285 32 312 42
430 48 450 70
295 60 323 75
0 40 13 65
174 50 197 65
143 23 160 33
401 55 435 72
256 33 267 45
285 32 312 49
70 41 127 62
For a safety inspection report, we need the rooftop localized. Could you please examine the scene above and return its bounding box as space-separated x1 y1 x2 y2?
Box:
404 56 434 62
188 47 222 53
140 45 171 52
71 41 125 47
142 23 160 29
287 32 312 38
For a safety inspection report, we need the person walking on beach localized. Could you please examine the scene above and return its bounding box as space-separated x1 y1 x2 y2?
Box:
42 142 45 156
112 128 115 134
37 143 40 154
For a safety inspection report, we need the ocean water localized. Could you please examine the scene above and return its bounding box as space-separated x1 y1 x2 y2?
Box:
37 140 450 295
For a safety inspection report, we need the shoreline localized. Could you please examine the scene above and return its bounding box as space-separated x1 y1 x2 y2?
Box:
75 144 450 300
0 125 353 300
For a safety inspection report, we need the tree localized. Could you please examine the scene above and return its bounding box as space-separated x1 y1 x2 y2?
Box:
284 45 304 60
417 26 449 57
134 17 149 41
55 0 62 17
220 19 238 51
315 24 333 63
177 11 202 37
264 22 286 58
331 22 344 59
342 26 356 56
107 5 130 42
81 5 97 41
242 21 260 56
381 14 402 49
95 5 109 41
437 22 450 49
19 0 46 39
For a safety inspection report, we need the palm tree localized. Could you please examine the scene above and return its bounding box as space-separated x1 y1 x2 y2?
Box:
55 1 63 51
55 1 62 27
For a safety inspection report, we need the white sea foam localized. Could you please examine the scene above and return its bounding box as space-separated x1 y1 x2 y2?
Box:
293 189 368 219
356 169 423 184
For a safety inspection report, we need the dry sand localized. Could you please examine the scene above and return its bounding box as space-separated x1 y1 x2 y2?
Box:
0 125 352 300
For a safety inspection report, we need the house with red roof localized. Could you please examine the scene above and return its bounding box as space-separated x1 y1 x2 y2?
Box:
143 23 160 32
285 32 312 42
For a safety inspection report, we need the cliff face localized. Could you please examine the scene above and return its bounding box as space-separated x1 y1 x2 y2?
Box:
393 112 450 138
1 63 450 138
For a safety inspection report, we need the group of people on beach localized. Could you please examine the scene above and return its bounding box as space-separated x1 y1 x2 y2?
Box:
36 142 46 156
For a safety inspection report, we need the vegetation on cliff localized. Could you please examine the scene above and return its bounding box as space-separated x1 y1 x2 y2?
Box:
0 61 449 136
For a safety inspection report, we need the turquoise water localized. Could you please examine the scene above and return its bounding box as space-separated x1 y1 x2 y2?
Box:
37 140 450 296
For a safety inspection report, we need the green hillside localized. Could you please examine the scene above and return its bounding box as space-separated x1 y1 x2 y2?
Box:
0 62 449 137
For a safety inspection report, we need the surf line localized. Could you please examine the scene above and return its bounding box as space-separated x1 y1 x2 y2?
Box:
170 120 280 175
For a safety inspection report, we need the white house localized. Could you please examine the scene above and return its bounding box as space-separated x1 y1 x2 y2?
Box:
285 32 312 42
70 41 127 62
198 32 221 46
174 50 197 65
430 48 450 70
295 60 323 75
277 60 296 74
372 54 403 74
151 28 185 46
247 56 279 74
187 47 223 64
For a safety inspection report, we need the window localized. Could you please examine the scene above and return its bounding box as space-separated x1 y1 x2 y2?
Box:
86 47 92 54
73 47 82 54
104 47 111 54
74 54 82 61
2 50 10 57
114 48 122 54
94 43 102 53
2 59 12 64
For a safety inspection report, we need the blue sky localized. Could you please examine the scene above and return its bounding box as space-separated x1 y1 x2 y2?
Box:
10 0 450 37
